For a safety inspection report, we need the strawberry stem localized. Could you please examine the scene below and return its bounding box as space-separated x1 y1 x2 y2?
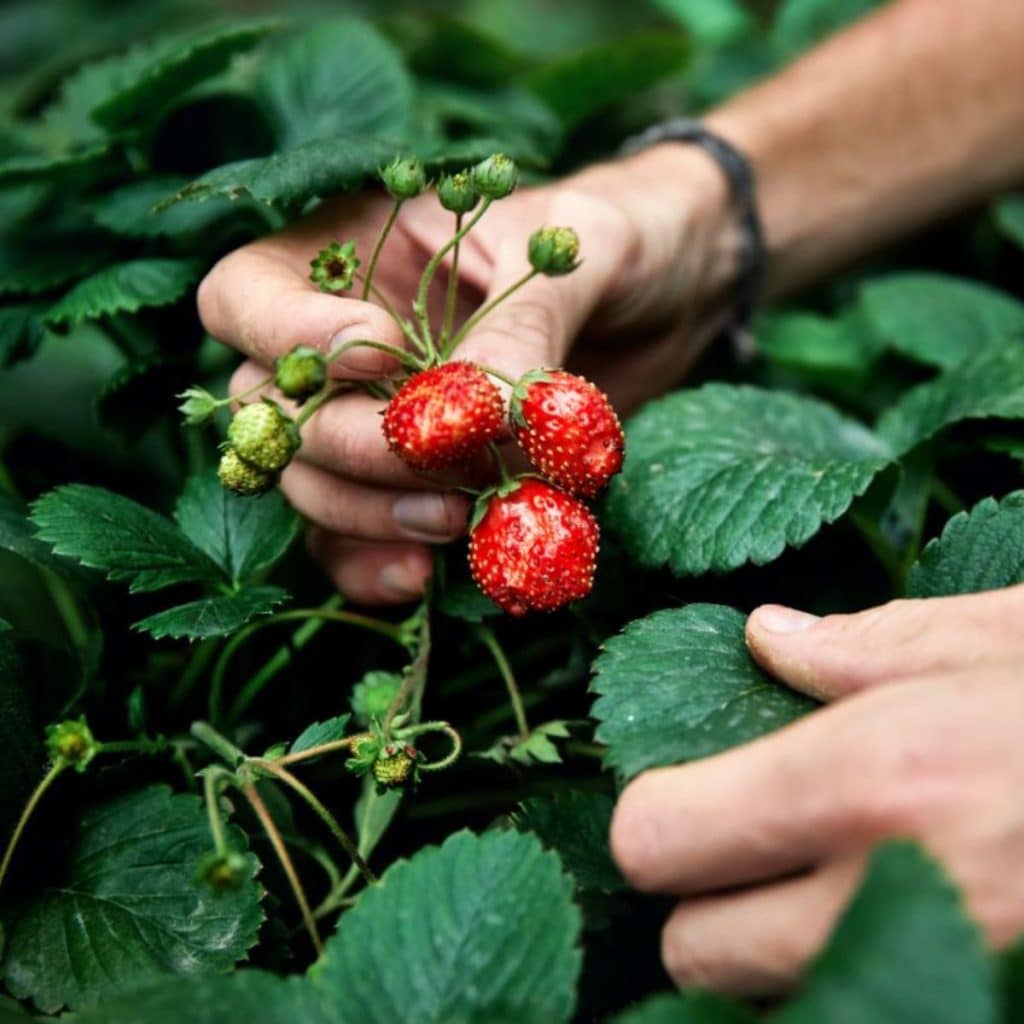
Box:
0 761 65 895
352 272 423 352
476 626 529 740
202 766 233 856
361 198 403 301
443 268 538 357
439 211 463 345
487 442 513 486
475 363 517 388
324 337 421 374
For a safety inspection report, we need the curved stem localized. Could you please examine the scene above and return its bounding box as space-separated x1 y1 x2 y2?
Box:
191 721 245 766
203 767 233 855
323 337 421 375
295 383 347 428
253 760 377 886
487 442 513 486
444 269 538 357
275 734 371 767
475 363 518 388
362 199 403 301
353 273 423 352
0 761 64 894
241 782 323 955
476 625 529 739
226 374 274 406
440 212 463 345
412 723 462 773
383 607 431 737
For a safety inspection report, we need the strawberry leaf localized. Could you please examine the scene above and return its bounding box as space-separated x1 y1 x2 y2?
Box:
133 585 288 640
994 193 1024 252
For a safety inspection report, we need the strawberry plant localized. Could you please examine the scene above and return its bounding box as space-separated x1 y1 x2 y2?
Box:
2 2 1024 1022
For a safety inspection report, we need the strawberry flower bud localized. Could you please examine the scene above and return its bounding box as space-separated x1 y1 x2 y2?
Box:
528 226 580 276
46 717 98 772
274 345 327 403
309 240 360 293
351 671 402 725
437 171 479 214
196 850 250 891
380 155 427 199
471 153 519 199
218 448 276 497
227 400 300 472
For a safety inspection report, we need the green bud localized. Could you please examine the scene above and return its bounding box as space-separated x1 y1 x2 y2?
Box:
437 171 479 214
274 345 327 403
471 153 518 199
46 717 98 772
218 448 276 497
227 400 299 472
309 240 360 293
177 386 220 426
528 226 580 276
351 671 402 725
380 156 427 200
197 850 250 891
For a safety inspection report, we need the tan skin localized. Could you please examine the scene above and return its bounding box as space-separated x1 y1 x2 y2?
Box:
198 0 1024 996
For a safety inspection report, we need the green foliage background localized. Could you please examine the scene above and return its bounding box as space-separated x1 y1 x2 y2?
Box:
1 0 1024 1021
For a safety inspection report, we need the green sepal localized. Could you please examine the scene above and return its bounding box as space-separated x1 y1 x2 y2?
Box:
177 386 220 426
45 717 98 772
508 368 555 429
309 239 360 293
468 476 527 532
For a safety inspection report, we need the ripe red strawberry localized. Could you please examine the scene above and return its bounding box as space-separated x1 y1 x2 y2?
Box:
382 361 504 470
469 478 599 616
510 370 624 498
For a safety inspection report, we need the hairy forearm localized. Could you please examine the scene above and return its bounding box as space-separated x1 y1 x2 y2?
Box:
702 0 1024 297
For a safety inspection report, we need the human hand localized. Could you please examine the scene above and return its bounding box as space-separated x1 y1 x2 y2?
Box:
610 585 1024 995
197 146 734 604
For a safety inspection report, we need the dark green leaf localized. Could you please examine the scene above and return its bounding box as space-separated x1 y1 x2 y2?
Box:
908 492 1024 598
170 135 400 208
0 233 109 297
607 384 889 575
45 259 201 326
994 194 1024 251
95 355 194 437
31 484 220 593
0 492 77 577
526 33 690 129
0 145 120 188
0 304 45 367
878 339 1024 455
480 720 570 766
289 714 352 755
999 939 1024 1022
314 830 581 1023
611 991 757 1023
255 19 413 149
437 578 501 622
859 273 1024 369
134 585 288 639
755 309 882 373
648 0 753 46
2 785 264 1013
513 791 625 894
0 995 31 1020
175 471 300 585
777 842 995 1024
91 22 279 131
0 622 41 834
591 604 816 779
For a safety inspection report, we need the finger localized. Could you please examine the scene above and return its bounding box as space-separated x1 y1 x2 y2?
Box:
661 858 863 996
610 700 887 895
198 247 406 377
281 460 469 543
306 528 433 605
455 196 629 384
745 585 1024 701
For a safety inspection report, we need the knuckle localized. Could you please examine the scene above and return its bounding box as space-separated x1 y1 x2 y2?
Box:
660 912 718 990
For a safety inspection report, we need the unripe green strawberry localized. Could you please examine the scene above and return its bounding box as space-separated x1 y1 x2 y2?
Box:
510 370 624 497
275 345 326 403
528 226 580 276
437 171 479 214
381 155 427 199
227 401 299 471
372 744 418 788
310 240 359 293
197 850 249 891
218 448 275 497
472 153 518 199
469 478 599 616
46 717 98 772
351 671 402 725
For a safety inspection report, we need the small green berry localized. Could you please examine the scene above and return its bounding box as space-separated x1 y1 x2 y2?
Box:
275 345 327 403
310 240 360 293
227 401 299 472
437 171 479 214
197 850 249 891
528 226 580 276
218 448 275 497
46 717 98 772
351 671 402 725
380 156 427 200
472 153 518 199
371 744 418 788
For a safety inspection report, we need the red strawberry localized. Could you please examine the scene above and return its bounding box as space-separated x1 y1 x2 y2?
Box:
382 361 504 470
510 370 624 498
469 478 599 616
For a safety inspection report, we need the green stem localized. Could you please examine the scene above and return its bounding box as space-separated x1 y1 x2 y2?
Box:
323 337 421 375
931 477 965 516
253 760 377 885
275 734 371 767
0 761 65 893
226 374 274 406
415 199 493 360
98 737 174 756
444 269 538 357
850 509 904 591
191 721 246 766
487 442 513 486
203 767 232 855
476 626 529 739
475 364 518 388
362 199 403 301
353 274 422 352
170 638 220 707
383 607 431 737
439 212 463 344
295 383 347 428
402 722 462 772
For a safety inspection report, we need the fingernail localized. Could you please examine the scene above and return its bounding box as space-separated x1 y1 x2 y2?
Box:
754 606 819 635
379 561 426 599
328 325 393 374
392 494 458 540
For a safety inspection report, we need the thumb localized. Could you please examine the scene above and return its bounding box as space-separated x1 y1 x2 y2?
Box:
744 589 1022 701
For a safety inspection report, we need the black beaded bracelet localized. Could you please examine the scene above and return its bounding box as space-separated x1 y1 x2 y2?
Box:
620 118 765 336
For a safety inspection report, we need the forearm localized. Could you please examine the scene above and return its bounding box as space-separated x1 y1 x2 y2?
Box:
703 0 1024 297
